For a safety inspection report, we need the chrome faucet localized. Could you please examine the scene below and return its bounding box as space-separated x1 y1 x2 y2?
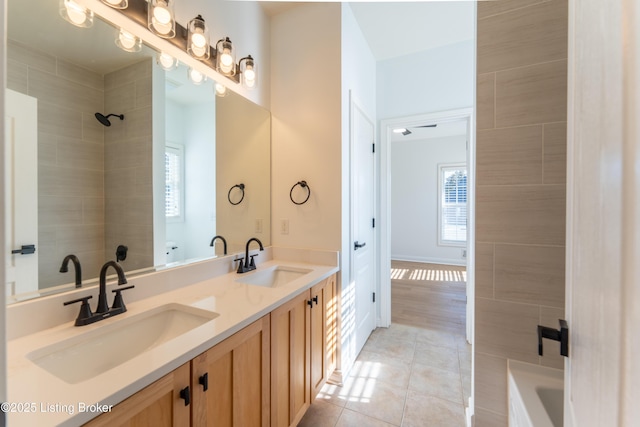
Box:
59 254 82 288
237 237 264 274
63 260 134 326
210 235 228 255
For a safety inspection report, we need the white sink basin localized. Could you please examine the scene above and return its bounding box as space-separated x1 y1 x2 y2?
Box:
236 266 312 288
28 303 219 384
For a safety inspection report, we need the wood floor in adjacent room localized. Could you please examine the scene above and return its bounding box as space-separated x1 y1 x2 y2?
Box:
391 260 467 336
298 261 470 426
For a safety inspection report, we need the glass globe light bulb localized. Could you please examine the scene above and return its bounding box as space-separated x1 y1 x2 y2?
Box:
66 1 87 25
153 3 171 24
119 30 136 49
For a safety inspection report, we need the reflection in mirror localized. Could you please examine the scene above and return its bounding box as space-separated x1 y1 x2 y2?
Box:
5 0 270 303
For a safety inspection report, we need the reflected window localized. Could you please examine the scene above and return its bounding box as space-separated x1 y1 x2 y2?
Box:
165 143 184 222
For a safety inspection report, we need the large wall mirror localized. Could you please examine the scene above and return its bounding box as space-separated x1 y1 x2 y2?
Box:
5 0 271 303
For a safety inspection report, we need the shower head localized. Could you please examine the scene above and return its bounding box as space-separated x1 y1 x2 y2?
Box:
95 112 124 127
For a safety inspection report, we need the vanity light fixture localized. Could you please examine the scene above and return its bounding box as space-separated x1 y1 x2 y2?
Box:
188 67 206 85
239 55 257 89
116 28 142 52
148 0 175 39
187 15 210 60
215 37 236 76
156 52 178 70
101 0 128 9
59 0 94 28
214 83 228 97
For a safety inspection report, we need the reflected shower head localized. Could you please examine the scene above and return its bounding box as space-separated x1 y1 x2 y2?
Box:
95 112 124 127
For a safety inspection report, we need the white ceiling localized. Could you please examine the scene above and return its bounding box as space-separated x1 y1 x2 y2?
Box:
348 2 475 61
262 2 476 61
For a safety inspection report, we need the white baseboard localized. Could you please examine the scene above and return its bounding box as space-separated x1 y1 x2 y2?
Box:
391 254 466 267
465 396 474 427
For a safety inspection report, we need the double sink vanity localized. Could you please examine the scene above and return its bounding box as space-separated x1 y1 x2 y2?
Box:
6 247 339 426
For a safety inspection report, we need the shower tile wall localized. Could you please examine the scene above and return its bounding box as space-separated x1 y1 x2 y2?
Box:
7 41 154 288
104 60 154 272
474 0 568 425
7 39 106 288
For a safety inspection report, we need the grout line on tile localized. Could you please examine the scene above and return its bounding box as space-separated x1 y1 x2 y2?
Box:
493 71 497 130
478 0 549 21
491 242 495 299
541 123 546 184
492 57 568 78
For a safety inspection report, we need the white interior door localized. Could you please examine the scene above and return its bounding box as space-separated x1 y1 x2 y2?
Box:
5 89 38 298
351 96 376 356
565 0 640 425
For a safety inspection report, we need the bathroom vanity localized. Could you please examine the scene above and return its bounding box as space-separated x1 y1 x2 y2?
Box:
6 248 339 426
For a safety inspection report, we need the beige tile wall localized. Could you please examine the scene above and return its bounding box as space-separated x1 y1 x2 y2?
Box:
7 40 106 289
474 1 568 425
104 60 154 272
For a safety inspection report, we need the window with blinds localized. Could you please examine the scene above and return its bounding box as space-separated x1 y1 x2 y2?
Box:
438 164 467 245
165 143 184 222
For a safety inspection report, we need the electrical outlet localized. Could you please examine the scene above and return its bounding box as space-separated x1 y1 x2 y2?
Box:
281 219 289 235
255 219 263 233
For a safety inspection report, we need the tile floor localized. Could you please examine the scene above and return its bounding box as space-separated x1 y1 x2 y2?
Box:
298 323 472 427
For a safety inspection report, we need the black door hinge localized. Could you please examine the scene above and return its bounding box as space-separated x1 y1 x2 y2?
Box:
372 143 375 153
372 218 375 228
372 292 376 303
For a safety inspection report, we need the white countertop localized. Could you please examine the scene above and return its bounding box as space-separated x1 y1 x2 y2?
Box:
6 248 339 426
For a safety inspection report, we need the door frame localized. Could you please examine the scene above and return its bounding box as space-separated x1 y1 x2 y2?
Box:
378 107 475 343
378 107 475 424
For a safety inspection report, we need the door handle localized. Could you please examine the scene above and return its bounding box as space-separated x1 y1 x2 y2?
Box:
12 244 35 255
354 241 366 250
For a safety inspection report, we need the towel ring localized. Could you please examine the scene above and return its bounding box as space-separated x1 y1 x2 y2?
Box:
228 183 245 205
290 180 311 205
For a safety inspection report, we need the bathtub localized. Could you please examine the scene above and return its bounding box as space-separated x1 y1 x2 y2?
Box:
508 360 564 427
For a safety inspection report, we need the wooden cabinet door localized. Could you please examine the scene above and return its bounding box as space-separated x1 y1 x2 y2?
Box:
270 291 311 427
310 274 337 400
83 362 191 427
192 315 270 427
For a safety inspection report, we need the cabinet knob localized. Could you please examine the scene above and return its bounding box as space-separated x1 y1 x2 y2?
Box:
199 373 209 391
179 386 190 406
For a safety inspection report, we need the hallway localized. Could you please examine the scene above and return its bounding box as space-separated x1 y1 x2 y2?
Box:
298 262 470 426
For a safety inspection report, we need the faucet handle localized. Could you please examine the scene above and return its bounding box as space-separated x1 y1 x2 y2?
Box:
111 285 135 311
249 254 258 268
63 296 93 326
235 257 245 273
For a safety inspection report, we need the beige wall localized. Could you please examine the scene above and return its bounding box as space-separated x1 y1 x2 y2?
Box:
474 0 568 425
216 93 271 255
7 39 107 289
104 59 154 272
270 3 342 252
